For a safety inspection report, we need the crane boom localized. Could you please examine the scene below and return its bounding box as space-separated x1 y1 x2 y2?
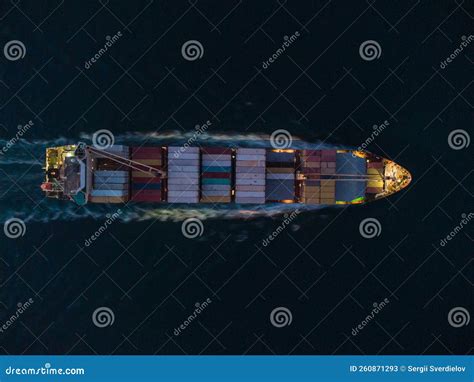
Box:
86 146 166 177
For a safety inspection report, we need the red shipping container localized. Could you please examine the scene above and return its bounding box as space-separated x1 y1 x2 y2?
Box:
202 172 231 179
303 150 321 155
303 155 321 162
368 162 384 169
132 189 162 196
131 152 162 160
366 187 383 193
303 168 321 174
131 147 162 153
132 177 162 184
130 194 162 202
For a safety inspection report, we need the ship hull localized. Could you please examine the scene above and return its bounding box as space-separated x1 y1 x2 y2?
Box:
42 145 412 206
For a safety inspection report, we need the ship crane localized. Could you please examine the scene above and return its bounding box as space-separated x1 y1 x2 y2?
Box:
76 144 166 178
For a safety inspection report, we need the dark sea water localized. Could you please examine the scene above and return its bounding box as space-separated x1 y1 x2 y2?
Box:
0 1 472 355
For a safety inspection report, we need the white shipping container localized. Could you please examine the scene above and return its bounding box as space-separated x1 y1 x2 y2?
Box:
236 173 264 179
235 185 266 192
94 176 129 184
201 190 231 196
237 148 265 155
168 172 200 179
168 185 199 191
168 191 199 197
235 197 265 204
236 154 266 161
167 178 199 185
94 183 129 190
236 191 265 198
95 170 129 177
266 173 295 180
167 159 200 166
202 161 232 168
167 196 199 203
201 185 231 191
91 189 128 197
168 153 201 160
235 166 265 174
236 179 265 186
168 166 200 172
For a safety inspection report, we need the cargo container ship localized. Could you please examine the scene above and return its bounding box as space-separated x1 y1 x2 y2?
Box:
40 143 411 205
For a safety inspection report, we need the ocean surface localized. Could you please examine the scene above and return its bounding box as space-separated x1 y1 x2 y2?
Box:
0 1 472 355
